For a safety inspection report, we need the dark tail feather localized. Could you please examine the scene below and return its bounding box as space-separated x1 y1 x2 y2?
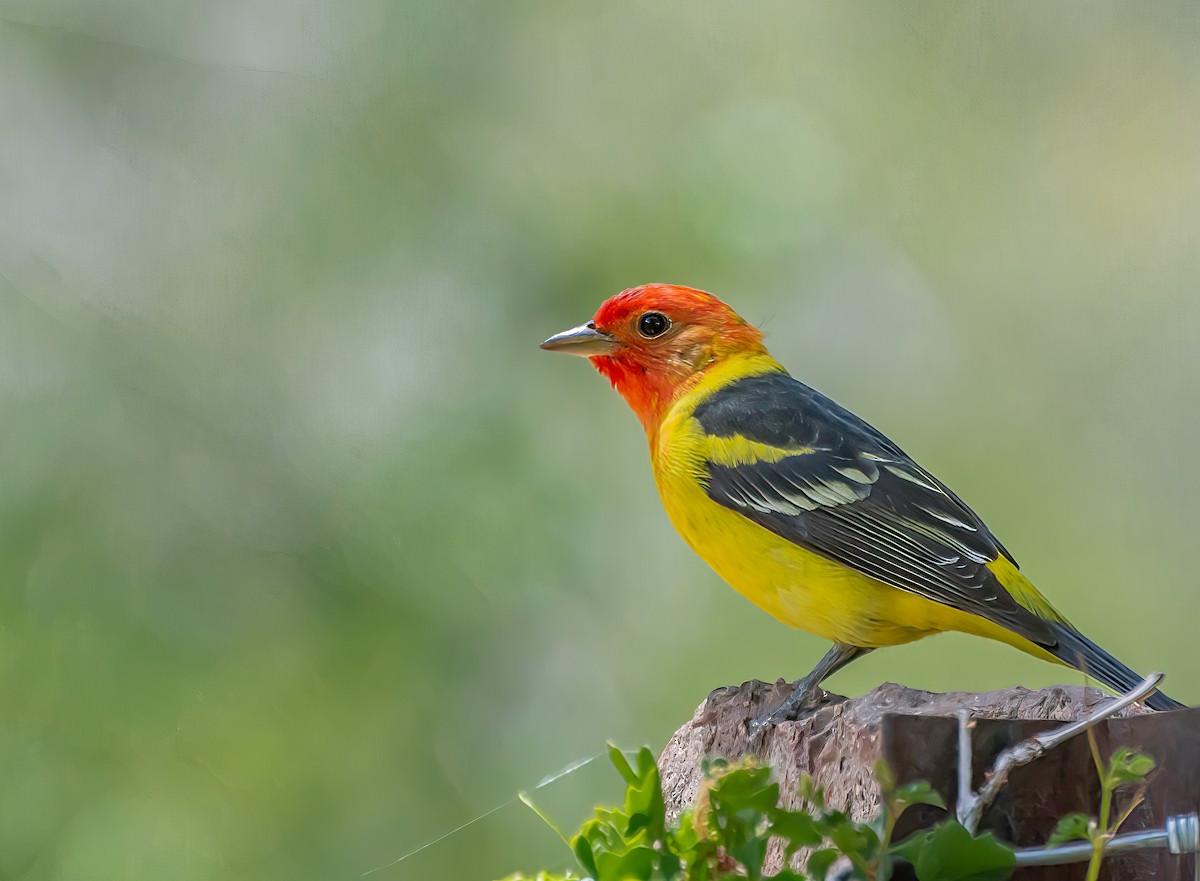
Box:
1048 623 1185 712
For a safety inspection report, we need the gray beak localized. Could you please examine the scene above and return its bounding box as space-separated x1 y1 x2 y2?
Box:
539 322 618 357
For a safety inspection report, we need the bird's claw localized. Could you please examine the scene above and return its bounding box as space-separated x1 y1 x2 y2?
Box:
746 680 827 742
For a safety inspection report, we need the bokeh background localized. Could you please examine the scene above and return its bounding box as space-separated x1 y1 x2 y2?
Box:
2 3 1198 879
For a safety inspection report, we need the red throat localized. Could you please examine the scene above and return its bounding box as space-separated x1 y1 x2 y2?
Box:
589 353 689 433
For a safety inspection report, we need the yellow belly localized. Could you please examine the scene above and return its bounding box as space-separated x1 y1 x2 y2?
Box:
657 464 1058 662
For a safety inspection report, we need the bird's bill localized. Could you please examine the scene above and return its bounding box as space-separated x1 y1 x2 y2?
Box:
539 322 617 356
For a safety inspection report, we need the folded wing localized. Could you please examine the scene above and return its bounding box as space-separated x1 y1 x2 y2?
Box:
693 372 1055 647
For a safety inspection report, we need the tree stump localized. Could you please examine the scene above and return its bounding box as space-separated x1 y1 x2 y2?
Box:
658 680 1198 880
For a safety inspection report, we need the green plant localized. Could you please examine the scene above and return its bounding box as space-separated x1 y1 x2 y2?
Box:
500 744 1014 881
1045 742 1156 881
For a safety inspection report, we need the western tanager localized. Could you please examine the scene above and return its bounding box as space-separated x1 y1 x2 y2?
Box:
542 283 1181 724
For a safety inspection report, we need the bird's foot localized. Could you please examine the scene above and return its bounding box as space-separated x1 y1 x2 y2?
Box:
746 677 829 742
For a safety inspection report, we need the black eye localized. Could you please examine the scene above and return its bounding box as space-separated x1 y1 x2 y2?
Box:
637 312 670 338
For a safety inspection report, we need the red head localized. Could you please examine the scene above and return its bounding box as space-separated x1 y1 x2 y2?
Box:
541 284 767 432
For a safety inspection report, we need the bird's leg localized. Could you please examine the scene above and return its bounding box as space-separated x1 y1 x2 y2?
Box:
747 643 872 739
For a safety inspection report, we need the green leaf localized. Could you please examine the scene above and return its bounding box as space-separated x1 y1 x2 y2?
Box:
798 775 826 810
607 742 638 785
575 811 626 855
594 845 656 881
519 791 570 845
656 851 684 881
891 820 1014 881
705 765 778 858
670 810 700 854
1105 748 1155 787
571 834 598 878
677 834 718 880
708 765 779 815
621 747 667 841
769 807 824 854
730 835 770 880
893 780 947 813
701 757 730 777
625 811 649 837
1046 813 1094 846
806 847 840 880
826 815 877 856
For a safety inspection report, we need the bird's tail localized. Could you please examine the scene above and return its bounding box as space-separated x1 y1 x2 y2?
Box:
1047 622 1184 712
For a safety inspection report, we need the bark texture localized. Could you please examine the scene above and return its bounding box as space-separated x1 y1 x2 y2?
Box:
658 680 1196 880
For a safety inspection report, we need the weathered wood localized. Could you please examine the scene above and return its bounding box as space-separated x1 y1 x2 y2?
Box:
658 680 1197 879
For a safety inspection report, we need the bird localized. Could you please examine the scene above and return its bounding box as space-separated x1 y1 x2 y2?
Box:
541 283 1182 727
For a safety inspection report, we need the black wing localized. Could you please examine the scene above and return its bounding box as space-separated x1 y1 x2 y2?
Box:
693 372 1054 646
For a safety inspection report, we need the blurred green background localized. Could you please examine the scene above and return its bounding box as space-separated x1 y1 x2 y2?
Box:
2 3 1198 879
